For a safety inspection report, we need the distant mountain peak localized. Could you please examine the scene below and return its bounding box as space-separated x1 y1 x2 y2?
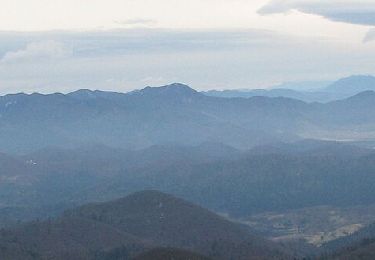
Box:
343 74 375 80
164 83 195 90
345 90 375 102
167 82 192 88
137 83 198 96
326 75 375 94
68 89 98 100
352 90 375 96
335 75 375 85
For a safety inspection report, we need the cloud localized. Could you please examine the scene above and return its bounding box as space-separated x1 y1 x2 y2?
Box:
115 18 157 27
258 0 375 26
364 28 375 42
13 29 277 58
0 29 374 94
1 40 72 64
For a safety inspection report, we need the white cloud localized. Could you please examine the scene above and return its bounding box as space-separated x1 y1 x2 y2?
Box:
364 28 375 42
0 0 367 44
1 40 72 64
115 18 158 27
0 29 374 94
259 0 375 26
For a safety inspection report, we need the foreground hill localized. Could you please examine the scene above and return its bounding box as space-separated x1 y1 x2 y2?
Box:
133 248 211 260
0 191 290 260
65 190 289 259
0 217 148 260
320 222 375 260
328 240 375 260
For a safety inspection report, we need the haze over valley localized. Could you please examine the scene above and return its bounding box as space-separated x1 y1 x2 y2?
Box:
2 0 375 259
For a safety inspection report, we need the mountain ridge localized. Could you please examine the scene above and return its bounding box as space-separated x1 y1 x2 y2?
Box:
0 190 290 260
1 83 375 154
204 75 375 103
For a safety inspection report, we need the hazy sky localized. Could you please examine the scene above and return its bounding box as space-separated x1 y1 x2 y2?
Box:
0 0 374 93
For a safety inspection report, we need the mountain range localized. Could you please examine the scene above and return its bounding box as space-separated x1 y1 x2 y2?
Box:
204 75 375 103
1 76 375 259
2 78 375 154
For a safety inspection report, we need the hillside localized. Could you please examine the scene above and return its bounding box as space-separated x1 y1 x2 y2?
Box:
65 190 289 259
0 191 290 260
322 223 375 253
1 141 375 227
77 143 375 216
328 240 375 260
321 226 375 260
133 248 212 260
0 217 148 260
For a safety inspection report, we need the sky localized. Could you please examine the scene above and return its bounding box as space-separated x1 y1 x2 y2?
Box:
0 0 374 93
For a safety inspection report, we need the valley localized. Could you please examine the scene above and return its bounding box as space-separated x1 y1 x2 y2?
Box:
242 204 375 246
2 1 375 257
1 80 375 259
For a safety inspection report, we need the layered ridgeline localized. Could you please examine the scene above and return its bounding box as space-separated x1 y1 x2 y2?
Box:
0 191 290 260
1 140 375 226
2 81 375 154
204 75 375 103
320 222 375 259
1 144 375 258
2 81 375 258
